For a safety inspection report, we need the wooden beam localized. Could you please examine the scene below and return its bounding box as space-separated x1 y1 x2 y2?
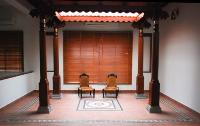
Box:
4 0 30 15
56 4 150 12
46 32 54 36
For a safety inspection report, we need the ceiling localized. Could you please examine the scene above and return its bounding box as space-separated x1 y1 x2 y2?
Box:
26 0 168 13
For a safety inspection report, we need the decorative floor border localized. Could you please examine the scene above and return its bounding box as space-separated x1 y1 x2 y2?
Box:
0 118 199 125
0 95 199 125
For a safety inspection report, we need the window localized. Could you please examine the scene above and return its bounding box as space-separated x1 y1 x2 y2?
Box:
63 31 132 84
0 31 23 72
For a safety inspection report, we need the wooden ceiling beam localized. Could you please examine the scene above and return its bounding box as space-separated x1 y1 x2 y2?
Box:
55 4 152 13
27 0 167 13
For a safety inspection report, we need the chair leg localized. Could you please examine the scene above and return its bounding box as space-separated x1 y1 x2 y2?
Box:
90 91 91 95
78 88 79 96
103 89 104 98
93 89 95 98
81 90 82 98
116 89 119 98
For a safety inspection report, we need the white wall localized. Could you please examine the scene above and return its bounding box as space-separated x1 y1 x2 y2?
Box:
160 3 200 113
0 2 38 108
0 73 35 108
46 22 153 90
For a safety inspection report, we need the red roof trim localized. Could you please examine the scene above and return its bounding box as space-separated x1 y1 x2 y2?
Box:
56 11 144 22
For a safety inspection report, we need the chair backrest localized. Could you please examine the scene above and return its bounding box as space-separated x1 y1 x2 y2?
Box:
106 74 117 87
79 73 89 87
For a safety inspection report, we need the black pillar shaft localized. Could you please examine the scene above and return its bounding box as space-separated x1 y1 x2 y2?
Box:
146 18 161 113
135 28 146 99
37 17 51 113
52 27 61 97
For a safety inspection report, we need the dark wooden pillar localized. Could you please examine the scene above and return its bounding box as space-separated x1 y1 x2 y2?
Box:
52 27 62 99
37 17 51 113
135 28 146 99
146 18 161 113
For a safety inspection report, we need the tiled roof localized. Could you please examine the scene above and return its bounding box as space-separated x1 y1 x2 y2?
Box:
56 11 144 22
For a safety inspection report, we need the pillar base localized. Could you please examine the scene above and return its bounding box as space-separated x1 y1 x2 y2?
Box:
135 93 147 99
37 105 52 113
51 93 62 99
146 104 161 113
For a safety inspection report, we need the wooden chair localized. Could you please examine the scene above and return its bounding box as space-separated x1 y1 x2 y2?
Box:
102 73 119 98
78 73 95 98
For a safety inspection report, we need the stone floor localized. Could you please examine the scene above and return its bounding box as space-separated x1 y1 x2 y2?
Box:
0 91 199 126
